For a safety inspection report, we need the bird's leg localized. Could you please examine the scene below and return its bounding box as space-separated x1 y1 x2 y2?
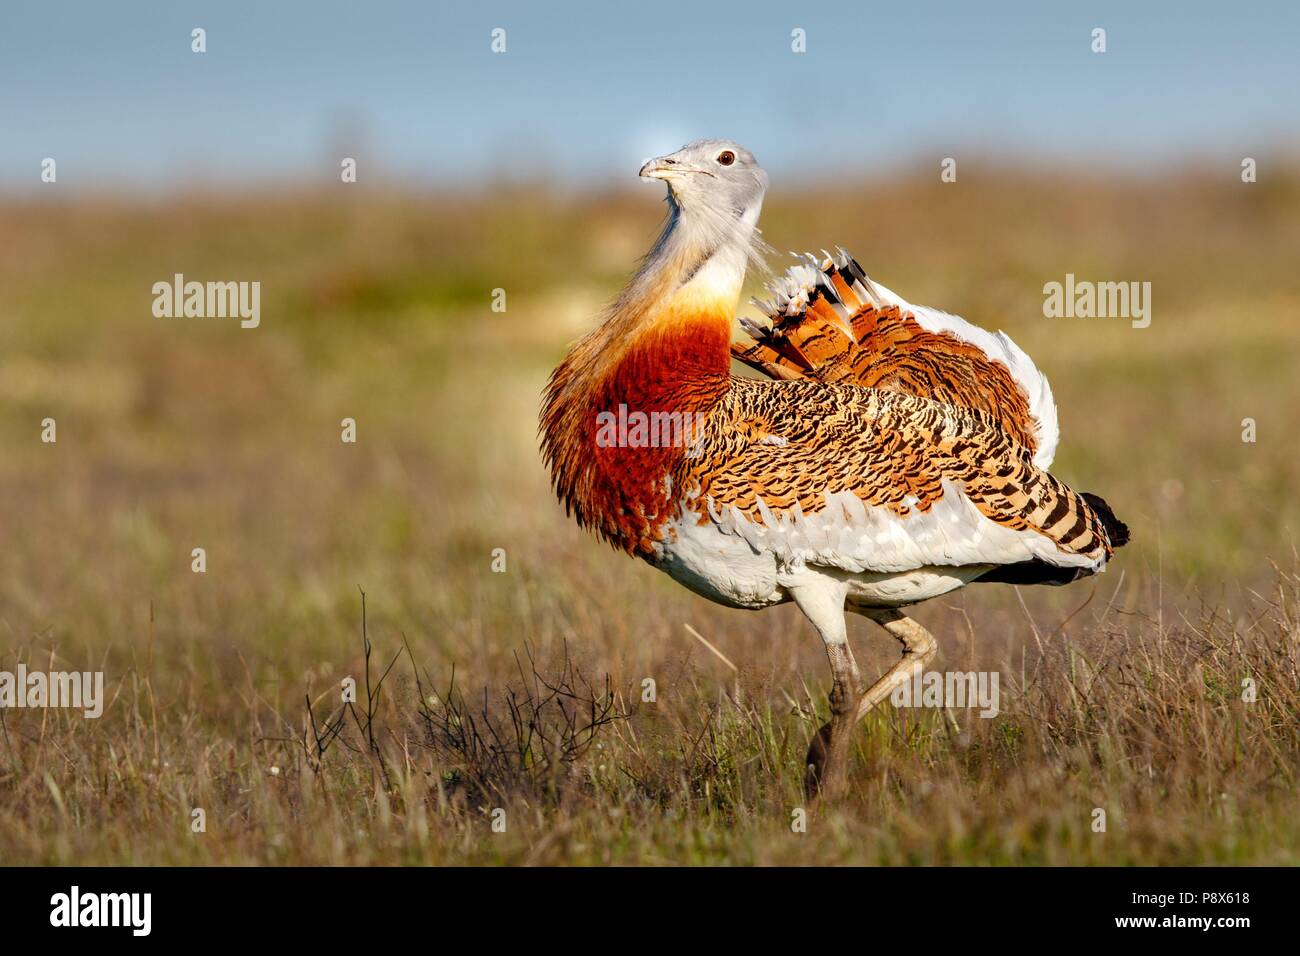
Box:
804 637 862 799
789 581 860 800
849 607 937 725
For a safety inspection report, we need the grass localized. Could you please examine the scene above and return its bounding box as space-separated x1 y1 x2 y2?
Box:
1 165 1298 864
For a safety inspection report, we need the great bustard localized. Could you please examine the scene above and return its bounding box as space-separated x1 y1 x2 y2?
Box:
540 140 1129 796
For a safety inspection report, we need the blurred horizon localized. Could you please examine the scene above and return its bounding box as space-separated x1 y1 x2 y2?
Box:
3 0 1299 194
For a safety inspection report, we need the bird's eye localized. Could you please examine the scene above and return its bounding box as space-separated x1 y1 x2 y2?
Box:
717 150 735 166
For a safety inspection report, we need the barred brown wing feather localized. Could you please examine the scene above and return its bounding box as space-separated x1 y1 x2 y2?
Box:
690 379 1115 573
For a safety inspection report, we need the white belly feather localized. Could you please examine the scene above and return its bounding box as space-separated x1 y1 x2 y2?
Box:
650 497 1001 611
648 478 1102 610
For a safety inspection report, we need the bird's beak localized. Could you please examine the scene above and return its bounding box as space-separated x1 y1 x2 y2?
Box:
640 154 686 181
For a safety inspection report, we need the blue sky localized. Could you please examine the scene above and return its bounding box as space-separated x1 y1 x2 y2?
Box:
2 0 1297 191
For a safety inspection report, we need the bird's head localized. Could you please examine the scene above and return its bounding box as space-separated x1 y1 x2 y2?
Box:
640 139 768 218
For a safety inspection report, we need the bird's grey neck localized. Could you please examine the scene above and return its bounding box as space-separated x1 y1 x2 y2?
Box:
646 195 764 291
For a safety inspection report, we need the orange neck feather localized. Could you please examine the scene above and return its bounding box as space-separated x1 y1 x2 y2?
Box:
541 300 733 554
541 191 760 553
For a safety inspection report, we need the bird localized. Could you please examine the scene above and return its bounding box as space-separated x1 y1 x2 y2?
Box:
540 139 1129 797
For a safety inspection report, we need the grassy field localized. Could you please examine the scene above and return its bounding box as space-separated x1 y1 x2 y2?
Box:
1 165 1298 864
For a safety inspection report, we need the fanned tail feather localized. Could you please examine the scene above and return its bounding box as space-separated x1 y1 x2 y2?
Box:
733 249 1061 468
1081 491 1130 549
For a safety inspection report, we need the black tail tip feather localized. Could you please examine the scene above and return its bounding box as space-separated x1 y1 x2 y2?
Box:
1082 492 1130 549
